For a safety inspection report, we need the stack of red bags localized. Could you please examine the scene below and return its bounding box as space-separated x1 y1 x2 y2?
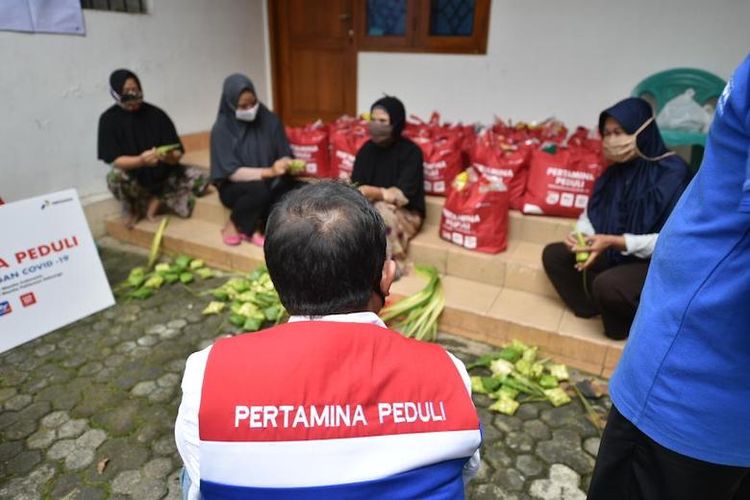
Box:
521 126 605 218
473 118 605 218
285 121 331 178
404 112 477 196
286 113 605 222
328 116 370 181
470 130 532 210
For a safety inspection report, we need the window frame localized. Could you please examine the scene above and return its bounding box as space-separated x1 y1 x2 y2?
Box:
80 0 147 14
356 0 490 54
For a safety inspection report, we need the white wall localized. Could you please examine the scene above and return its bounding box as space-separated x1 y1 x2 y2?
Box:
359 0 750 129
0 0 267 203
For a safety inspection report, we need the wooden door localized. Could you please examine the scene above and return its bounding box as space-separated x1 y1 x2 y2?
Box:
270 0 357 126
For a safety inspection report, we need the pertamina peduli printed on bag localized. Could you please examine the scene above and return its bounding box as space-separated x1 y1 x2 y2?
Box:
522 147 604 218
285 121 331 177
440 168 509 254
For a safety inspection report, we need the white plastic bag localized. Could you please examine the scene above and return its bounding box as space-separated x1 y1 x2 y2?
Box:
656 88 713 133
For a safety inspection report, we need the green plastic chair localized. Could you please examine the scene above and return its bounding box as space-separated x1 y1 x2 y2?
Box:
632 68 726 173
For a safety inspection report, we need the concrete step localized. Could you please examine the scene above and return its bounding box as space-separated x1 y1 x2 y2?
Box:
106 217 264 273
181 149 210 171
408 231 558 299
191 192 562 299
191 189 575 247
394 272 622 378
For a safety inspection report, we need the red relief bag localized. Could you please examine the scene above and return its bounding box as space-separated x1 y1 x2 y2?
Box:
522 147 604 218
440 168 509 254
492 117 568 146
442 123 476 170
329 120 369 181
414 134 464 196
404 117 430 140
470 131 530 210
286 123 331 178
567 126 603 156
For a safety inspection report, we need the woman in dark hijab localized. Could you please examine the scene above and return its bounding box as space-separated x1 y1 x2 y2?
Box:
98 69 209 228
351 96 425 277
542 97 690 340
210 73 300 246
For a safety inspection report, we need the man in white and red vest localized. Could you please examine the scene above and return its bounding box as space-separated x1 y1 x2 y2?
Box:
175 181 482 499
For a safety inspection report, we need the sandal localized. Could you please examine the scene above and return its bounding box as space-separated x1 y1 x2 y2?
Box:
244 232 265 247
222 232 242 246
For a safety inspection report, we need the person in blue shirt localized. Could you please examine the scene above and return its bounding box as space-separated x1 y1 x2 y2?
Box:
588 55 750 499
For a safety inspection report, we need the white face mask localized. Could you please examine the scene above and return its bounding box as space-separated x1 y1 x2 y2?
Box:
236 103 259 122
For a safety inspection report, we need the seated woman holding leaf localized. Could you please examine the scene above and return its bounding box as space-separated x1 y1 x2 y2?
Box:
352 96 426 278
542 98 690 340
98 69 209 228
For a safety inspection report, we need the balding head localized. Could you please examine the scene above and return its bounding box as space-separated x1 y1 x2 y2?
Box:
264 181 389 316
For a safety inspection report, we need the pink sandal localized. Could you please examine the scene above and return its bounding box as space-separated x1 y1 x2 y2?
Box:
243 232 265 247
222 232 242 246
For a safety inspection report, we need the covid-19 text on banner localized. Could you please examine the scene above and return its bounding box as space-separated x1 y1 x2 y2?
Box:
0 189 114 353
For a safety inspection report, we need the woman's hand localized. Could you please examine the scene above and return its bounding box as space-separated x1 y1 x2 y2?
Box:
382 187 409 207
140 148 159 167
573 234 626 270
564 232 579 252
159 149 182 165
268 156 292 177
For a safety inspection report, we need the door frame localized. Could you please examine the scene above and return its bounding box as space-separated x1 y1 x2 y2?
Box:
267 0 284 117
267 0 358 124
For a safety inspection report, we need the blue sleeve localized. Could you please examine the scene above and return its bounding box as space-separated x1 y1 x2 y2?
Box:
741 78 750 212
737 56 750 212
741 143 750 212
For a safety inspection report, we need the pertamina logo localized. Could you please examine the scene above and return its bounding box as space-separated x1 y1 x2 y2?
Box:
20 293 37 307
0 301 12 317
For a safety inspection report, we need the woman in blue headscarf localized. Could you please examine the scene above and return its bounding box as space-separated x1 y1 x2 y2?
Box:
542 97 691 340
210 74 301 246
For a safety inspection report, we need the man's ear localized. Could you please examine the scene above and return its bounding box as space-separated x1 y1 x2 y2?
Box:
380 259 397 299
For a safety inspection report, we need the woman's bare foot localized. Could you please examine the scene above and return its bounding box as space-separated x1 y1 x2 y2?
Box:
222 220 240 237
146 197 161 222
124 212 140 230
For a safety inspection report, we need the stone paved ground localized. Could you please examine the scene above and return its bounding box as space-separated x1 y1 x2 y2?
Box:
0 241 610 499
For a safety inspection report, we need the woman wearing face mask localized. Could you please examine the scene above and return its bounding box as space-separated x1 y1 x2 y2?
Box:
351 96 425 277
542 97 690 340
210 74 299 246
98 69 209 228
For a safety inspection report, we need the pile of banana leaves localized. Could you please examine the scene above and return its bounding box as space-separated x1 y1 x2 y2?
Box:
468 339 572 415
121 254 215 300
380 265 444 342
203 266 286 332
116 219 284 333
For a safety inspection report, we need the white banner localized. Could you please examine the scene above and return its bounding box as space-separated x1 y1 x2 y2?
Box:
0 189 114 353
0 0 85 35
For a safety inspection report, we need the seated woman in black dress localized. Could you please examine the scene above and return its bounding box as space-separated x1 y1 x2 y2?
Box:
98 69 209 228
210 74 300 246
352 96 426 277
542 97 691 340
